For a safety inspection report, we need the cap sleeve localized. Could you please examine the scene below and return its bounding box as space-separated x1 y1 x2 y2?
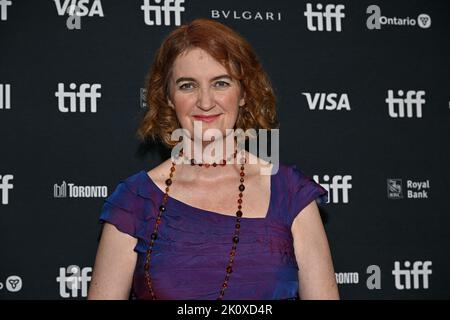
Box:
286 165 328 227
99 181 141 238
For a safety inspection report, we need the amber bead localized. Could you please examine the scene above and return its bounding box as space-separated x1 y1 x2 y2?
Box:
233 236 239 243
236 210 243 217
159 205 166 212
239 184 245 192
165 179 172 186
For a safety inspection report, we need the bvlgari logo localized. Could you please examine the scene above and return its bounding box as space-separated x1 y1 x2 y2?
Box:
211 9 282 21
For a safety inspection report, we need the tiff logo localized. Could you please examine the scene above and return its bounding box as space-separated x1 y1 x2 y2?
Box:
304 3 345 32
56 265 92 298
0 174 14 205
55 83 101 113
392 261 432 290
386 90 425 118
0 84 11 109
313 174 352 203
0 0 12 21
141 0 185 26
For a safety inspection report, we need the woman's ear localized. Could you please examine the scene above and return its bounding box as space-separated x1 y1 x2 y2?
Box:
167 95 175 109
239 91 246 107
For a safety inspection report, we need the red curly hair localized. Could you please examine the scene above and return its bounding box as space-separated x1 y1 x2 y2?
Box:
137 18 279 148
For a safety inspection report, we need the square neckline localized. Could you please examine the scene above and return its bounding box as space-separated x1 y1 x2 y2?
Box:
141 167 275 220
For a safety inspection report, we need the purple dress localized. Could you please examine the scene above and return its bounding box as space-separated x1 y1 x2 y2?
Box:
99 163 328 300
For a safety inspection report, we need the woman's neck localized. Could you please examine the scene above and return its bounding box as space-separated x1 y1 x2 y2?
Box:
174 138 248 182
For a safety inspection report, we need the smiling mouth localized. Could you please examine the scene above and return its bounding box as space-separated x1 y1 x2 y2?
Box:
192 114 221 123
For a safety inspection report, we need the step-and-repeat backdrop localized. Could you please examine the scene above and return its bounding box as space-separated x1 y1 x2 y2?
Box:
1 0 449 299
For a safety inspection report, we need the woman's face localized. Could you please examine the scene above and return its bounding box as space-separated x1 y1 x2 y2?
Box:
167 47 245 142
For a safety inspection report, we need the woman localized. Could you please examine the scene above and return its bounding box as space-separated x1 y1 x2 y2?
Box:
88 18 339 300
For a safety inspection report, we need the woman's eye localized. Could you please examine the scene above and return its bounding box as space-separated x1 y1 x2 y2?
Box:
179 83 194 90
179 81 229 90
215 81 230 88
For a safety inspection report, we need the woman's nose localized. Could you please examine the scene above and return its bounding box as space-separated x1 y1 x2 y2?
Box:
196 87 215 110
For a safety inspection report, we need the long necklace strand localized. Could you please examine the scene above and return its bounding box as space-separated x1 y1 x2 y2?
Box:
143 149 246 300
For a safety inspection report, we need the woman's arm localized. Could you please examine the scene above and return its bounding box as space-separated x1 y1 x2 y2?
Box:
87 223 138 300
291 201 339 300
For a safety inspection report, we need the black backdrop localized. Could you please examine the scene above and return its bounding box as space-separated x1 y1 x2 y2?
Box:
0 0 449 299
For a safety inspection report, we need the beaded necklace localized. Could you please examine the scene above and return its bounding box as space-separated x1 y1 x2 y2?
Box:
144 148 246 300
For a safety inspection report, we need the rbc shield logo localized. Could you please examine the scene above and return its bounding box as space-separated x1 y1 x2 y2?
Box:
387 179 403 199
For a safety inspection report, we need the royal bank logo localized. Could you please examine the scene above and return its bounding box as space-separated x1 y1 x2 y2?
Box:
141 0 185 26
211 9 282 21
55 83 102 113
54 180 108 198
387 178 430 199
57 265 91 298
386 90 425 118
0 0 12 21
302 92 351 111
313 174 352 204
304 3 345 32
0 84 11 109
366 5 431 30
